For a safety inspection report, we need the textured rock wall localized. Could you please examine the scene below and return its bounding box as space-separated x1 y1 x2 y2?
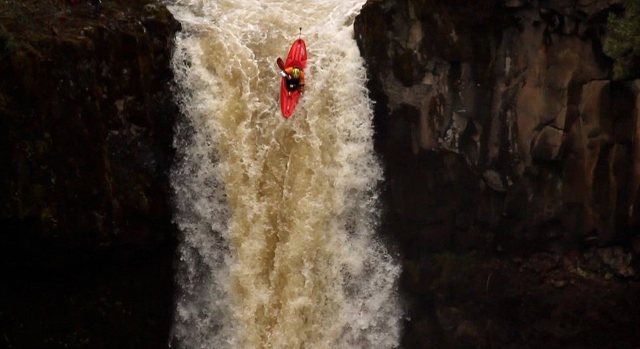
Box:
1 1 179 248
0 1 179 347
357 0 640 248
356 0 640 347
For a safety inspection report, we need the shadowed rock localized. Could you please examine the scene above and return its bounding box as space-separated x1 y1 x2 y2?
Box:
356 0 640 347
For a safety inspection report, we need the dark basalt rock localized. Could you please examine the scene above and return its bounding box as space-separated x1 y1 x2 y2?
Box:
356 0 640 347
0 1 179 347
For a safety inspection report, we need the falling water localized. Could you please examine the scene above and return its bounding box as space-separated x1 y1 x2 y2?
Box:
167 1 402 348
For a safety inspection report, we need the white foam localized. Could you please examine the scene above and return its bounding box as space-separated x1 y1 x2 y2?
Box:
168 1 403 348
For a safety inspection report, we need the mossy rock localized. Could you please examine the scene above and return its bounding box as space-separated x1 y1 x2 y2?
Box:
604 0 640 79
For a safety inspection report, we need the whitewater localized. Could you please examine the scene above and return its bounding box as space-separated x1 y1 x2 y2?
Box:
167 0 402 348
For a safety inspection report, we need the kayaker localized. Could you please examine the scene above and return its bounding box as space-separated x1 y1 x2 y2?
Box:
276 34 307 118
278 61 305 93
282 66 305 93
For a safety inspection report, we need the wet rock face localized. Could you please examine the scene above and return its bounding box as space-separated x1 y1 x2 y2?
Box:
356 0 640 347
0 1 179 347
0 1 180 247
357 0 640 247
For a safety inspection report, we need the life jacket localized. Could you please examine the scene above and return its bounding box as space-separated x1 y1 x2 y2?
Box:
284 67 305 89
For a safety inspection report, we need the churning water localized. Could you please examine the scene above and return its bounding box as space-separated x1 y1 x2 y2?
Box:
167 1 402 347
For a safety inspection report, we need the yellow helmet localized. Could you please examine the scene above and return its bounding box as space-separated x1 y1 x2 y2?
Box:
291 67 301 78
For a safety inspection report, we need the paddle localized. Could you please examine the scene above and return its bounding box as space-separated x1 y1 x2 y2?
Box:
277 57 285 71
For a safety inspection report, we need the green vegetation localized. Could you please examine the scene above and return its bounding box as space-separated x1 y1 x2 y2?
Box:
604 0 640 79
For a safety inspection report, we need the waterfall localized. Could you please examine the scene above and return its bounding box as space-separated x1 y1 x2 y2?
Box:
167 1 402 347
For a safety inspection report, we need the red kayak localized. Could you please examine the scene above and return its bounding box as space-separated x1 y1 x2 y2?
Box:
278 38 307 118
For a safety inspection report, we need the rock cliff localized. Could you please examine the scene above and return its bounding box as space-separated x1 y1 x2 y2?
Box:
355 0 640 347
0 1 179 347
